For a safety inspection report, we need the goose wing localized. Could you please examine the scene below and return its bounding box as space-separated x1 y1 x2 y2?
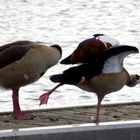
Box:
61 38 107 64
99 45 139 74
93 34 120 46
0 41 34 68
61 34 119 65
0 40 34 52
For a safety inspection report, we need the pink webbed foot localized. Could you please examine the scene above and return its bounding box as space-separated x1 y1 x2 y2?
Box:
39 93 50 106
12 88 34 120
39 83 63 106
12 112 34 120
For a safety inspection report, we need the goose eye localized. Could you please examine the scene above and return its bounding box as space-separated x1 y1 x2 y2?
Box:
135 74 140 80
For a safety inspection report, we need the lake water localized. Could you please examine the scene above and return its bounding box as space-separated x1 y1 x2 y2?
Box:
0 0 140 112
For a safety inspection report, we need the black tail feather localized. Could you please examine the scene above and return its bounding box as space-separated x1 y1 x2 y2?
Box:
50 73 82 85
50 74 64 83
50 63 98 85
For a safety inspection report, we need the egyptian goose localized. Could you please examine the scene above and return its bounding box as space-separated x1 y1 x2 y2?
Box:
60 34 120 64
39 45 140 124
0 41 62 120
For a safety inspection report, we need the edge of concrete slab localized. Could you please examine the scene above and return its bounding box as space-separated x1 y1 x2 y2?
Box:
0 120 140 140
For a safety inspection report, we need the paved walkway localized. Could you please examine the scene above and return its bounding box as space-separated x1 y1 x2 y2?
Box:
0 102 140 130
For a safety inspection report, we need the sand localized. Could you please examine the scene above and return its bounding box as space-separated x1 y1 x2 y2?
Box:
0 102 140 130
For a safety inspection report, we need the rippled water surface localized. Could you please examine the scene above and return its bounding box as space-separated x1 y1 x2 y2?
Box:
0 0 140 112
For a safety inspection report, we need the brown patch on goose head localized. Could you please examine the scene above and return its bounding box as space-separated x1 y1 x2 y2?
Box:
70 39 110 64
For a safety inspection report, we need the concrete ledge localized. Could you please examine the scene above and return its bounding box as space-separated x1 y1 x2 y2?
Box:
0 120 140 140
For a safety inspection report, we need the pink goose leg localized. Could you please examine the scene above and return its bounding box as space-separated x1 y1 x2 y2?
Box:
12 88 34 120
39 83 63 105
94 100 101 124
94 97 103 124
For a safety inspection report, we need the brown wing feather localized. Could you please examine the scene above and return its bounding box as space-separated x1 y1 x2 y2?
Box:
0 41 34 52
0 43 32 68
70 39 109 64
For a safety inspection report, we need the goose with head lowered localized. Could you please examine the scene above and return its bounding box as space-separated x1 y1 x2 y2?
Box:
39 45 140 124
39 34 118 103
0 40 62 120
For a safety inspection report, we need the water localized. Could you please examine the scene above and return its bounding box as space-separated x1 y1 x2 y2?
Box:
0 0 140 112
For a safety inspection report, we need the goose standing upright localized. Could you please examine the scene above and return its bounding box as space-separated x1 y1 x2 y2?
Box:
39 44 140 124
0 41 62 120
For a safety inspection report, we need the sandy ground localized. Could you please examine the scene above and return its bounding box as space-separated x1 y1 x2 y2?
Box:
0 102 140 130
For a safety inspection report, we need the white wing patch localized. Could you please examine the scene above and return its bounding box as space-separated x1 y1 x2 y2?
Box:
102 52 132 74
97 35 120 46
